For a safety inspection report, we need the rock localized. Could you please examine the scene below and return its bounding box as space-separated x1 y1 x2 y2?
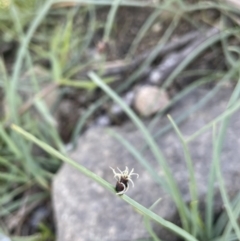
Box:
148 53 179 85
56 100 81 142
107 91 135 125
30 206 50 229
0 233 11 241
95 115 111 127
134 86 169 117
226 0 240 9
53 127 161 241
53 85 240 241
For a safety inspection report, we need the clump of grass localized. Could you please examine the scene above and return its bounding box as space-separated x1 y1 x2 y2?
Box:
1 0 240 240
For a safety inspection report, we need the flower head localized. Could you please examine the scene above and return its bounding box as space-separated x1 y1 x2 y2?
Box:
110 166 139 195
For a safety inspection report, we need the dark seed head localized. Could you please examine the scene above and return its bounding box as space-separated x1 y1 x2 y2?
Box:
115 177 128 194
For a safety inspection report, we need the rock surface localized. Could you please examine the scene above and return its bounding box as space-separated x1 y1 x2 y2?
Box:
53 85 240 241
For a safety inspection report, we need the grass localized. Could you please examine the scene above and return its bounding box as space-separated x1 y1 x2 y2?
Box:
1 0 240 240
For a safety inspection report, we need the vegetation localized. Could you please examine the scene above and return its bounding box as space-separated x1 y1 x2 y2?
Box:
0 0 240 240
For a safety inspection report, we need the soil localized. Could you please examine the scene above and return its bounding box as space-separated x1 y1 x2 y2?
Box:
55 6 227 143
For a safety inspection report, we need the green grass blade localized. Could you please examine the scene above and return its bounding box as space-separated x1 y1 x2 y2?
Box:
186 96 240 143
103 0 122 42
127 7 163 58
11 124 114 192
118 15 180 93
144 198 163 241
144 217 162 241
0 185 29 206
122 195 198 241
0 124 21 157
12 234 42 241
9 0 54 122
11 124 198 241
222 196 240 241
53 0 154 7
212 78 240 240
89 71 191 232
205 124 217 239
151 66 235 142
162 29 240 89
0 192 47 217
186 72 240 142
167 115 201 238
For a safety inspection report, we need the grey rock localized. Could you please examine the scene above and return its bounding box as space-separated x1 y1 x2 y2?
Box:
109 103 124 116
226 0 240 9
53 85 240 241
95 115 111 127
109 91 135 119
0 233 11 241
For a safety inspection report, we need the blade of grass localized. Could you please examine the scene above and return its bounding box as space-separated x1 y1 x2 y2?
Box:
0 124 21 157
0 157 27 178
144 218 162 241
34 99 56 127
0 173 28 183
186 92 240 143
205 75 240 239
123 195 198 241
162 29 240 89
205 123 217 239
152 66 236 141
148 73 223 133
71 104 100 149
89 71 191 232
11 124 113 192
77 6 96 60
12 234 41 241
60 78 114 90
167 115 202 239
11 124 199 241
222 195 240 241
213 133 240 240
103 0 122 42
220 16 237 69
212 77 240 240
54 0 155 7
118 15 180 93
9 0 54 122
0 184 29 206
127 7 163 58
144 198 163 241
0 192 47 217
183 1 240 14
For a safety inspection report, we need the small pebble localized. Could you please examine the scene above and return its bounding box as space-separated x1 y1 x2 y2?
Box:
95 115 111 127
134 86 169 117
110 104 123 116
30 207 50 228
123 91 134 106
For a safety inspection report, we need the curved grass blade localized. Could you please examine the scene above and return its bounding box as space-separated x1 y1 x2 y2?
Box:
11 124 199 241
89 71 191 232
